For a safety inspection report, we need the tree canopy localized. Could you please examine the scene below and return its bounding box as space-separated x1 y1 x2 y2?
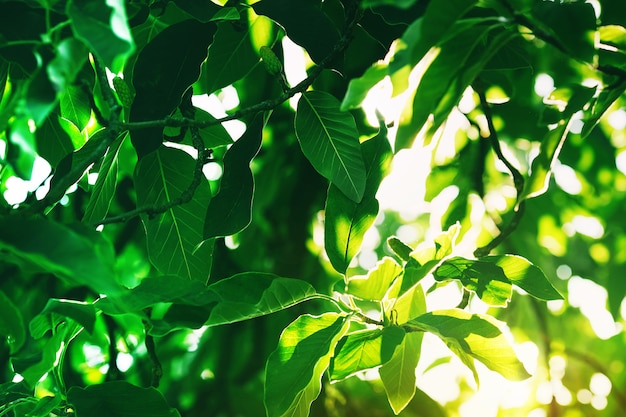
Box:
1 0 626 416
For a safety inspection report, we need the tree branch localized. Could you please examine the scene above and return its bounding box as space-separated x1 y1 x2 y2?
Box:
474 88 526 258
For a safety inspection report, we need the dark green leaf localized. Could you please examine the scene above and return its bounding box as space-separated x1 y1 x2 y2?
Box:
253 0 340 65
7 115 37 180
47 38 88 92
195 21 261 95
408 309 530 382
67 0 134 72
173 0 222 22
24 395 62 417
0 217 120 296
29 299 96 338
330 326 405 381
531 1 596 62
296 91 366 202
97 273 317 329
387 236 414 262
135 146 214 283
129 20 216 158
435 257 512 307
324 125 392 273
68 381 180 417
0 290 25 354
264 313 350 417
204 114 263 239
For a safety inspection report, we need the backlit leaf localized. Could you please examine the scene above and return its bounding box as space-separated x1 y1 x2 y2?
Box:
347 257 403 301
408 309 530 382
484 255 563 300
295 91 366 202
135 146 214 283
264 313 350 417
379 331 422 414
330 326 405 381
324 125 392 273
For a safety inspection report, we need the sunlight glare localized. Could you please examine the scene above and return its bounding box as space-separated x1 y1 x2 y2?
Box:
553 163 582 195
192 94 246 140
568 276 620 339
534 73 555 97
589 372 611 397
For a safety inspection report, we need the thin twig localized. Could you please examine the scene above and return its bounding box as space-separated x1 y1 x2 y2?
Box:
474 88 526 257
143 312 163 388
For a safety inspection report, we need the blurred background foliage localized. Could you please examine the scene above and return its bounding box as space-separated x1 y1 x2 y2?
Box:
2 0 626 416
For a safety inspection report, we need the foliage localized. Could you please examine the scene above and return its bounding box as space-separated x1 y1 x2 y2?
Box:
1 0 626 416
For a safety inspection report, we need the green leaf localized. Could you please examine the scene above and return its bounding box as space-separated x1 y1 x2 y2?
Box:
390 278 426 324
173 0 222 22
395 23 502 150
204 115 263 239
0 217 120 296
195 108 235 148
387 237 414 262
7 115 37 180
330 326 405 381
26 395 62 417
135 146 214 283
60 84 91 132
68 381 180 417
67 0 135 72
408 309 530 382
379 331 423 414
295 91 366 202
195 20 261 95
82 133 125 224
341 62 388 110
264 313 350 417
29 299 96 338
531 1 596 62
347 257 403 301
324 125 392 273
97 273 317 329
252 0 340 65
129 20 217 158
47 38 88 92
435 257 512 307
582 80 626 138
521 119 572 200
0 290 25 354
36 112 76 167
389 0 478 90
484 255 563 301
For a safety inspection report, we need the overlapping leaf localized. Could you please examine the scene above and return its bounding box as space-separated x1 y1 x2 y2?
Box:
325 125 392 273
295 91 366 202
130 20 216 158
265 313 350 417
135 146 213 283
408 309 530 382
204 115 263 239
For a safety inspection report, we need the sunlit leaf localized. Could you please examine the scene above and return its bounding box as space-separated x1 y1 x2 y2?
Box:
341 63 388 111
324 125 392 273
435 257 513 307
484 255 563 300
60 85 91 132
408 309 530 382
379 331 422 414
204 115 263 239
264 313 350 417
295 91 366 202
330 326 405 381
347 257 403 301
135 146 214 283
68 381 180 417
